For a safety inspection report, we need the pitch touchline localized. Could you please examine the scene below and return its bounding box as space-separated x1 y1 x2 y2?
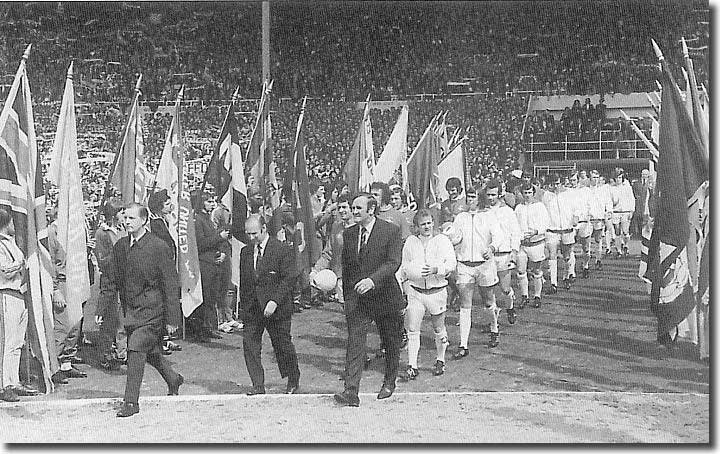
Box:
0 390 707 408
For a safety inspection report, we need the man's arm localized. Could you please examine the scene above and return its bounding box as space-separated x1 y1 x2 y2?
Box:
368 222 402 287
158 241 181 328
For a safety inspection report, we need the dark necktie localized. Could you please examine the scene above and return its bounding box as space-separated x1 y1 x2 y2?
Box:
359 227 368 254
255 244 263 270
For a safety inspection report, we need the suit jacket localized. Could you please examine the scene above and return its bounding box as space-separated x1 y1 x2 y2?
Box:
112 231 181 329
195 210 230 265
238 237 297 322
342 218 403 316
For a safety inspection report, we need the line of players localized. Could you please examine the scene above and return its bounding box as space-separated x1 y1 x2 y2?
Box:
395 168 636 381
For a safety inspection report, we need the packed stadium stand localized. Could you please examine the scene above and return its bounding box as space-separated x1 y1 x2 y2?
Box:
0 0 708 220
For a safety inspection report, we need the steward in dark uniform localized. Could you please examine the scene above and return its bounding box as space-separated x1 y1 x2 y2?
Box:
113 204 183 417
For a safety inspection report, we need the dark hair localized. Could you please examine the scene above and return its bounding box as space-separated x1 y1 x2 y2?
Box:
476 187 489 208
465 185 477 195
337 193 353 206
334 180 348 193
353 192 377 215
309 179 321 195
485 179 501 192
445 177 462 192
413 208 434 227
547 172 561 183
520 182 535 194
369 181 390 205
102 197 125 221
147 189 169 215
0 207 12 230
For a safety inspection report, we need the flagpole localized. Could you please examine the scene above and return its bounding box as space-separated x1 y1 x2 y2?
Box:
102 73 142 205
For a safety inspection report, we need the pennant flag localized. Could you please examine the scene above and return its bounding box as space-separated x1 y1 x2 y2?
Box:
47 62 90 333
437 139 466 201
107 75 147 204
292 97 319 272
374 105 408 184
643 42 709 347
436 111 450 159
406 114 441 209
0 45 57 392
203 89 248 287
244 80 273 198
681 37 709 160
343 94 375 193
154 87 203 317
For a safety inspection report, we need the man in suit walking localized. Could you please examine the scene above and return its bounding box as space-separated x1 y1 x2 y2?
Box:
239 214 300 395
113 204 184 417
334 193 403 407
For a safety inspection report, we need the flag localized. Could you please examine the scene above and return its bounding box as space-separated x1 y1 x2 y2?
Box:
203 90 248 287
292 97 318 272
374 105 408 183
643 55 709 346
343 94 375 193
437 139 466 201
244 81 273 198
154 87 203 317
47 62 90 332
108 75 147 204
406 114 441 209
0 45 56 392
436 111 449 159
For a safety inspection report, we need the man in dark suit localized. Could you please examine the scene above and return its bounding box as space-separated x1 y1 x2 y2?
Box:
113 203 184 418
239 214 300 395
334 193 403 407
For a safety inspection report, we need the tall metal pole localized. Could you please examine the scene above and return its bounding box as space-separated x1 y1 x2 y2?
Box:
262 1 270 85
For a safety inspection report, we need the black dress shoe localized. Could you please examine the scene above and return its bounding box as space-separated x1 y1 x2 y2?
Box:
64 367 87 378
246 386 266 396
506 308 517 325
334 390 360 407
1 387 20 402
285 382 300 394
116 402 139 418
51 372 68 385
377 385 395 400
168 374 184 396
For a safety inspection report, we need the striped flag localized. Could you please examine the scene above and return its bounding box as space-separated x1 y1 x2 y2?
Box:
0 45 57 392
291 97 319 272
374 105 408 184
244 81 273 198
108 75 148 204
406 113 441 209
154 87 203 317
343 94 375 194
47 62 90 331
203 90 248 287
642 48 709 347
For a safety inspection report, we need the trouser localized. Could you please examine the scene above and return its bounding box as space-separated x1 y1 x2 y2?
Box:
242 316 300 389
342 297 401 393
123 350 180 404
53 310 82 365
1 291 27 388
198 261 222 331
97 274 125 359
214 262 233 324
292 267 311 305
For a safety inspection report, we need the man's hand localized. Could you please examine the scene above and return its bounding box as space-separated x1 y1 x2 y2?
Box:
214 252 226 264
354 278 375 295
166 324 178 336
219 230 230 240
482 246 494 261
420 264 438 277
95 315 103 327
264 300 277 318
510 250 518 266
52 291 66 312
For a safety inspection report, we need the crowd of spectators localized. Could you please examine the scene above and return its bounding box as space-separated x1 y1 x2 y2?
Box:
0 1 706 233
0 1 708 103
